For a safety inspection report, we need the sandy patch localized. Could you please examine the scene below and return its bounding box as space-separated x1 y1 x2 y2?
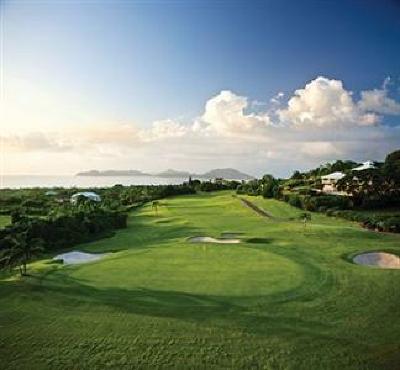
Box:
188 236 240 244
353 252 400 269
53 251 109 265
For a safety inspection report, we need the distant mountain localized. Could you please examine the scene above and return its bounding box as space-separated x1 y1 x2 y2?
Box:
76 168 253 180
158 168 253 180
76 170 148 177
197 168 254 180
156 169 192 178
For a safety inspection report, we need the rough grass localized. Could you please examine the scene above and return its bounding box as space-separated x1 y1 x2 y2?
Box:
0 215 11 228
0 191 399 369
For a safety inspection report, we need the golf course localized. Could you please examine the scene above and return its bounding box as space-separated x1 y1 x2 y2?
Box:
1 191 399 369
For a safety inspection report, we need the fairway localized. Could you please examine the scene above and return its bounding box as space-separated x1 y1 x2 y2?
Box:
1 191 400 369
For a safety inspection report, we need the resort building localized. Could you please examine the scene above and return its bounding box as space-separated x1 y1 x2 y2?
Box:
352 161 376 171
321 172 346 194
70 191 101 204
321 161 376 194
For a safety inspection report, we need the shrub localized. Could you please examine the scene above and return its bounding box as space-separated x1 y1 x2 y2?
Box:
382 217 400 232
288 194 302 208
307 195 350 211
0 209 128 255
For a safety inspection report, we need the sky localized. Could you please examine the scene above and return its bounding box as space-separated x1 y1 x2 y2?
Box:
2 0 400 177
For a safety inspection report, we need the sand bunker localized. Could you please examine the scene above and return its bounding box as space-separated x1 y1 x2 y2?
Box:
53 251 108 265
188 236 240 244
353 252 400 269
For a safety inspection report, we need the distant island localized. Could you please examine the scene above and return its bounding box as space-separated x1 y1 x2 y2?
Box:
76 168 254 180
76 169 149 177
156 169 192 178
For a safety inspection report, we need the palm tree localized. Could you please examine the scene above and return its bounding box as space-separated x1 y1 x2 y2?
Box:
300 212 312 229
152 200 160 216
0 236 25 275
0 233 43 276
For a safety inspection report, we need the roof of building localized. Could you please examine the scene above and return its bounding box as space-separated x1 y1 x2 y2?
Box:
71 191 101 201
321 171 346 180
45 190 58 195
352 161 376 171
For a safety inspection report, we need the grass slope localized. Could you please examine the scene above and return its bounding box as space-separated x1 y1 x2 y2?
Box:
0 191 399 369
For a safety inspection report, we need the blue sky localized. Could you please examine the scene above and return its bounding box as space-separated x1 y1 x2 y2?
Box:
3 0 400 175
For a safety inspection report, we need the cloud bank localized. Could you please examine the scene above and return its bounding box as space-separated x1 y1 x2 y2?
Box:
3 76 400 176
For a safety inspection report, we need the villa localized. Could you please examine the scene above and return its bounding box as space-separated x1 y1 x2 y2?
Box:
70 191 101 204
321 161 376 194
352 161 376 171
321 172 346 194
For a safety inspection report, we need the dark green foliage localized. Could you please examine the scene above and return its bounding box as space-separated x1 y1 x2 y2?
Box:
288 194 302 208
305 195 350 211
237 174 281 198
261 176 279 198
236 179 260 195
325 210 400 233
291 170 303 179
383 149 400 183
198 181 238 192
0 209 128 258
0 232 44 275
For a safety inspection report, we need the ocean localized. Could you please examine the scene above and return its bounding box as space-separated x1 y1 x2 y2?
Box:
0 175 189 189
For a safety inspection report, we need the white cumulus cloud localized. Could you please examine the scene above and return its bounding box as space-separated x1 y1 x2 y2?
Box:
358 88 400 115
138 119 189 142
199 90 272 135
278 76 380 127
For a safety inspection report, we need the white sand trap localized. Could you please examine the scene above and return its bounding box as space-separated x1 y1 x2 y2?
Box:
353 252 400 269
53 251 108 265
188 236 240 244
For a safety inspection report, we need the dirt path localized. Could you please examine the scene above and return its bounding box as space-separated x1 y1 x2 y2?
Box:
236 196 275 219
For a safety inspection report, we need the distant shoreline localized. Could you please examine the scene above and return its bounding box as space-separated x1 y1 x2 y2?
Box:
0 175 189 189
76 168 254 181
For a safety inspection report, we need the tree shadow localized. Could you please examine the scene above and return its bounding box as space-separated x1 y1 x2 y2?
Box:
246 237 273 244
28 273 338 342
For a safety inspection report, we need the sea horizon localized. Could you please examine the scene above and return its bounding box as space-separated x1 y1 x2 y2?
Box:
0 175 190 189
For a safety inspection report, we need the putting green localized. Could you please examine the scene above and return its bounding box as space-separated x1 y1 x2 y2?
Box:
67 245 304 297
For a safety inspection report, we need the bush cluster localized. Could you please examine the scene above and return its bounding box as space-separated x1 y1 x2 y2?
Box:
0 209 128 255
279 193 400 233
198 181 239 192
281 193 351 212
325 210 400 233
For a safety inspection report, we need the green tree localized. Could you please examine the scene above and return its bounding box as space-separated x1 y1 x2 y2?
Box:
383 149 400 184
291 170 303 180
0 233 43 276
261 175 279 198
336 169 389 207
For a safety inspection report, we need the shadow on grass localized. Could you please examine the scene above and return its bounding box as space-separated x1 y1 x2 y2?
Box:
15 234 337 339
19 272 336 341
246 238 273 244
